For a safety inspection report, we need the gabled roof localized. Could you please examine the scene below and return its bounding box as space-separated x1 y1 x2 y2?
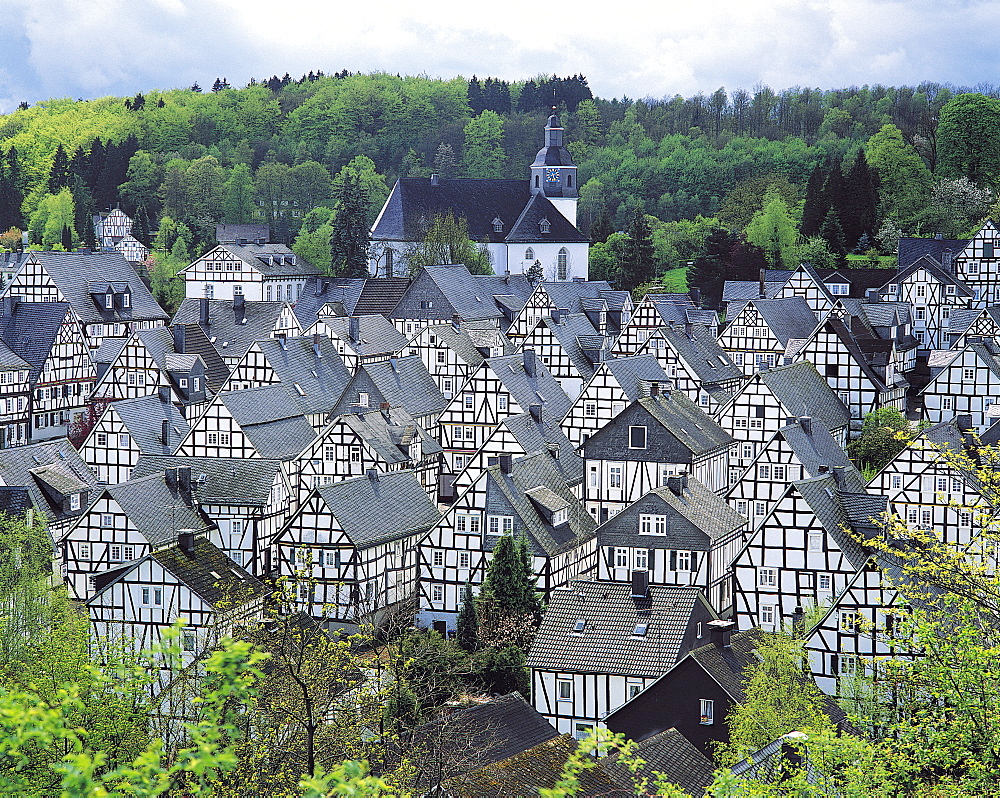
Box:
215 223 269 244
352 278 412 316
152 536 266 607
131 455 282 506
172 299 294 361
526 580 713 677
732 297 819 345
321 314 408 357
947 306 1000 337
23 251 167 324
888 254 974 296
486 351 573 420
537 280 615 313
483 450 594 558
337 406 442 465
186 243 320 278
638 393 735 456
0 439 99 528
420 320 514 368
104 473 213 547
293 277 367 327
307 470 440 548
218 385 318 459
897 236 968 271
605 727 715 797
110 395 189 455
506 192 588 243
775 417 856 477
248 335 351 415
341 355 446 419
656 322 743 387
722 281 786 303
494 410 582 484
793 471 885 570
755 361 851 432
0 300 70 381
602 355 670 402
597 479 745 551
401 265 506 323
533 312 605 379
686 628 763 701
649 298 717 328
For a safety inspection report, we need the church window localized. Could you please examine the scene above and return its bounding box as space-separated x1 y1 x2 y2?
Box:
539 218 551 234
557 248 568 280
567 173 573 188
534 175 540 188
492 217 503 233
525 248 534 261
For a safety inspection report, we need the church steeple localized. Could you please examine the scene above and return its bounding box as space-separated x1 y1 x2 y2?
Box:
530 111 578 225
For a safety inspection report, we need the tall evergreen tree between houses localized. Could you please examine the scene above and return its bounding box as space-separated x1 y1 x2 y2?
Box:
844 152 880 250
619 205 655 291
47 145 70 194
820 208 847 263
61 225 73 251
329 175 371 278
477 534 542 649
132 206 151 246
820 163 848 241
456 581 479 652
799 164 827 239
0 150 24 231
688 227 734 309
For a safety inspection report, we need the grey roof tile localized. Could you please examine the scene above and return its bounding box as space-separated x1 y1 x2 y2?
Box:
131 455 281 505
606 728 714 797
487 351 573 420
603 355 670 402
756 361 851 432
250 335 352 415
111 395 189 455
0 440 100 527
172 299 292 362
105 473 213 547
322 315 409 357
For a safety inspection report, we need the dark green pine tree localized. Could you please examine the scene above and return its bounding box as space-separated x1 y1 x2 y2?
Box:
478 534 543 649
688 227 734 309
84 139 107 198
329 175 371 278
47 145 70 194
68 174 94 252
131 206 151 247
799 164 827 238
456 581 479 652
820 164 849 250
820 208 847 264
619 205 656 291
0 149 24 231
844 152 880 251
61 225 73 251
589 209 614 244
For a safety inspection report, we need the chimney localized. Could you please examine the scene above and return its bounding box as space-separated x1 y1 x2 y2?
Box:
199 296 209 327
785 416 797 426
866 289 879 304
164 467 177 491
799 416 812 435
312 332 322 358
367 468 379 483
349 316 360 343
380 401 391 412
523 349 536 377
430 173 439 186
497 454 512 474
177 530 195 555
161 419 170 446
759 268 766 299
172 325 186 354
708 619 734 648
529 403 542 421
630 569 649 599
234 293 246 324
943 249 954 273
684 321 693 339
551 309 561 325
791 604 805 632
158 385 171 404
681 473 688 490
832 465 845 486
666 475 683 496
178 466 192 504
277 333 287 350
451 313 461 332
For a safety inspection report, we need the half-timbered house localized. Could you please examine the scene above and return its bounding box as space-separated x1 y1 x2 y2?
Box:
87 534 267 675
921 339 1000 432
559 355 670 448
417 450 596 634
506 281 627 341
730 468 886 632
305 315 408 372
718 297 819 376
612 294 715 358
403 319 513 399
61 467 215 601
172 298 302 368
526 578 717 736
331 354 446 434
80 391 189 484
131 455 291 576
953 219 1000 306
291 276 366 331
181 242 322 301
517 311 608 399
594 477 747 612
878 254 973 350
947 305 1000 349
2 251 168 348
582 390 734 523
771 263 834 315
276 470 441 627
0 339 30 448
436 350 572 476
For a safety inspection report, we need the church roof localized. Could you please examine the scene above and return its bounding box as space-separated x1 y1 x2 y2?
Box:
505 193 587 244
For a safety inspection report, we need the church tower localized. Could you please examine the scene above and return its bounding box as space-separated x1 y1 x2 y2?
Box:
530 112 579 226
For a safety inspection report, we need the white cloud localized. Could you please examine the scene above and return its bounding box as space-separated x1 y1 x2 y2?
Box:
1 0 999 113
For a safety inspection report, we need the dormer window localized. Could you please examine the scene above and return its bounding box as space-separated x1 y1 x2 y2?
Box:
105 293 114 309
628 425 647 449
539 218 551 234
122 292 130 308
492 217 504 233
69 493 80 511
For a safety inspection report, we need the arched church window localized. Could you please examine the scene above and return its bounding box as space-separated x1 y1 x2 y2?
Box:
568 173 573 187
535 175 540 188
525 248 534 261
558 248 568 281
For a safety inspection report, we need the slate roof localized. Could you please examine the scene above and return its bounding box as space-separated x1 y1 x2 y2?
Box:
526 580 712 677
152 536 267 607
443 734 629 798
293 277 366 327
187 243 321 278
110 395 189 456
402 264 507 323
494 410 583 484
173 299 292 362
506 192 588 243
597 479 745 551
0 338 29 371
336 355 446 420
105 473 213 547
605 727 715 797
372 178 585 244
420 320 514 368
897 236 968 271
686 628 763 702
657 322 743 387
0 440 100 530
337 406 443 465
352 278 411 317
131 455 281 506
248 335 351 415
650 299 717 328
755 361 851 432
947 306 998 338
307 470 440 548
405 693 559 783
218 384 317 459
722 281 785 303
889 254 975 297
322 315 408 357
23 251 167 324
640 393 735 456
730 298 819 344
536 312 605 380
538 280 615 313
776 417 856 477
215 223 269 244
793 471 885 570
0 487 32 516
487 351 573 420
0 300 69 381
602 355 671 402
484 450 594 558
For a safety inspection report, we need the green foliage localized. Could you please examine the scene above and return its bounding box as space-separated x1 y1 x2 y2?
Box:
223 162 254 224
619 206 656 290
27 188 77 249
293 206 335 272
938 93 1000 188
470 645 529 697
847 407 912 474
455 581 479 652
865 123 933 227
329 174 372 278
404 211 492 275
743 189 799 268
463 110 505 178
477 534 542 650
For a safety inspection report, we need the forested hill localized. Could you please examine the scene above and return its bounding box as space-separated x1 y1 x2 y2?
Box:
0 71 995 296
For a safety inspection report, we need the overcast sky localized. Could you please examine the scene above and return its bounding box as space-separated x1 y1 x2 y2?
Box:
1 0 997 114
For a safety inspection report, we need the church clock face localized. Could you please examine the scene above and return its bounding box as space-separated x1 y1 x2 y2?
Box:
544 167 560 184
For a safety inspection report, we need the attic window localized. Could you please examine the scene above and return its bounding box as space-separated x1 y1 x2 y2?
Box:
122 293 130 308
294 383 306 396
628 426 647 449
572 618 586 633
633 622 649 637
492 217 504 233
539 218 551 234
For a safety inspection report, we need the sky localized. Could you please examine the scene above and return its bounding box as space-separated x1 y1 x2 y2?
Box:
1 0 998 113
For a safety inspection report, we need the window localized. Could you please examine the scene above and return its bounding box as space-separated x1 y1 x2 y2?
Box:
914 307 926 320
742 444 754 460
207 432 218 445
968 262 980 275
464 393 474 409
465 426 474 440
755 501 766 516
609 466 622 489
942 396 953 411
96 432 107 447
183 632 196 652
840 611 860 632
627 680 644 699
758 567 777 587
458 551 470 568
141 587 162 605
963 368 975 381
700 395 710 407
960 511 972 527
760 604 775 626
179 378 189 388
634 549 647 569
946 284 956 295
615 548 629 568
558 680 573 701
916 285 926 298
700 698 714 725
584 402 596 418
79 544 90 560
101 513 113 527
432 550 444 567
808 533 823 552
986 241 996 259
69 493 80 511
431 584 443 602
525 248 534 261
891 474 902 489
773 465 786 481
109 544 122 562
557 248 568 281
758 464 771 480
840 655 858 677
819 574 832 592
628 426 647 449
676 550 691 571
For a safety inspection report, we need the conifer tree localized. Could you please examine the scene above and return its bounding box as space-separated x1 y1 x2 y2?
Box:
329 175 371 278
456 581 479 652
619 205 655 291
844 152 880 250
799 164 827 239
477 535 542 649
47 145 70 194
0 150 24 231
589 209 614 244
820 208 847 263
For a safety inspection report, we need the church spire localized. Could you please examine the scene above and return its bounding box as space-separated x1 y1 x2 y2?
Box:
530 108 578 201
